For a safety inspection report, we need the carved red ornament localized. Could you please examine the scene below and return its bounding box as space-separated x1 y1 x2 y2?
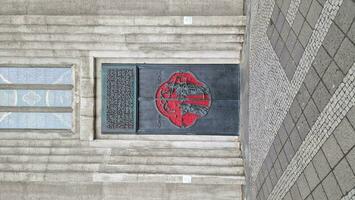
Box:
155 71 211 128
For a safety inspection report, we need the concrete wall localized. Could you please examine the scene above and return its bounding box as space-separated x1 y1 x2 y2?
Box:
246 0 355 199
0 0 243 16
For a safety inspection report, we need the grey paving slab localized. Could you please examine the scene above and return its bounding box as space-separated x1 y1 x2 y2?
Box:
322 135 344 168
284 113 295 134
272 6 281 24
273 133 283 154
279 125 289 146
285 59 297 81
276 12 286 33
299 21 313 48
311 184 328 200
347 106 355 129
274 159 283 179
303 98 320 127
334 0 355 33
280 21 291 41
323 23 345 56
322 61 345 95
291 39 305 65
281 0 291 14
290 99 302 122
269 167 278 187
346 148 355 174
286 29 297 52
276 0 284 8
292 11 305 35
280 46 291 68
299 0 312 17
334 38 355 74
289 127 302 150
297 173 311 199
276 37 285 57
304 162 321 191
290 183 302 200
296 83 311 110
312 149 331 180
333 118 355 154
283 192 292 200
349 21 355 43
322 172 342 200
312 80 331 112
333 158 355 195
279 149 289 171
312 46 332 77
306 0 322 28
271 29 281 49
267 23 274 39
305 194 314 200
284 139 295 162
296 113 310 140
304 65 320 94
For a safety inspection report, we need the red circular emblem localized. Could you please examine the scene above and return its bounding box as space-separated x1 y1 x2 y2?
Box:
155 71 212 128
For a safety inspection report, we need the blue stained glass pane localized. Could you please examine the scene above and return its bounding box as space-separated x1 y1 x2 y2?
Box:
0 90 72 107
0 112 72 129
0 67 72 84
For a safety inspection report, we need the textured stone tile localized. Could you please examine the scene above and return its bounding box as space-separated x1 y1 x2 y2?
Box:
299 0 312 17
280 20 291 41
305 194 314 200
299 21 313 48
306 0 322 28
289 127 302 150
272 5 281 24
304 65 320 94
349 20 355 43
279 149 289 171
279 124 288 146
312 184 327 200
269 167 278 187
312 149 331 180
284 112 295 134
283 192 292 200
317 0 327 6
285 59 297 81
297 173 311 199
290 183 302 200
312 80 331 112
347 106 355 129
280 46 291 68
276 12 286 33
304 162 320 191
323 23 345 56
333 158 355 195
291 40 304 65
281 0 291 14
292 11 305 35
312 46 332 77
269 144 278 165
290 99 302 121
271 28 280 49
276 0 284 8
273 133 283 155
274 159 283 179
322 61 345 95
322 172 342 200
296 113 310 140
296 83 311 110
334 38 355 74
334 0 355 33
275 37 285 57
267 22 274 39
304 98 320 127
284 139 295 162
286 29 297 52
322 135 344 168
346 148 355 174
333 118 355 154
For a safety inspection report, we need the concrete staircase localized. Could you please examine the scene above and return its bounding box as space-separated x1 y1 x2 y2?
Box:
0 135 244 200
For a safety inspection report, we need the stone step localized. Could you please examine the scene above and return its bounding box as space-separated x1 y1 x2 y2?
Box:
101 164 244 176
0 163 244 176
0 25 244 35
0 16 246 27
0 33 244 43
0 155 243 166
0 42 241 51
0 171 245 185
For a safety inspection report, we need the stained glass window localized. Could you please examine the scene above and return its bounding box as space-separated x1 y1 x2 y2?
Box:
0 67 73 130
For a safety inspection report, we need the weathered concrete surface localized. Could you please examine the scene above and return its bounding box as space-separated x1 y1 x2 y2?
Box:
0 0 243 16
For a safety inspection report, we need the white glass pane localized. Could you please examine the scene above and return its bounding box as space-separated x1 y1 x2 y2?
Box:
0 112 72 129
0 67 72 84
0 90 72 107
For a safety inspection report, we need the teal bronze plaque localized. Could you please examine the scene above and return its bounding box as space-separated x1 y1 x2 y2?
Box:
101 65 137 133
